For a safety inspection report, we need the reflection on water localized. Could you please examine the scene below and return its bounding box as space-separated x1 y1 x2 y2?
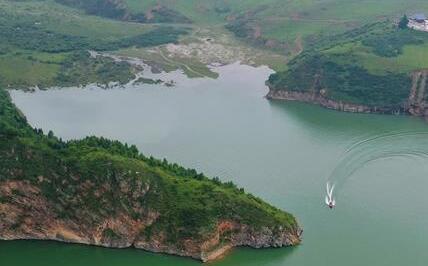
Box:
7 63 428 266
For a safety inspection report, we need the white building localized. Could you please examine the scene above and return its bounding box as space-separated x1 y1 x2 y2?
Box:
408 13 428 32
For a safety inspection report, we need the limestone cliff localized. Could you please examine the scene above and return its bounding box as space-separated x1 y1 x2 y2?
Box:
267 70 428 118
407 70 428 117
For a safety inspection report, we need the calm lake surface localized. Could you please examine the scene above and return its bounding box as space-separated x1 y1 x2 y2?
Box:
5 63 428 266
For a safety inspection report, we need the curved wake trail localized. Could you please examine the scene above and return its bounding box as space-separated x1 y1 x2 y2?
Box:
327 131 428 200
343 131 428 155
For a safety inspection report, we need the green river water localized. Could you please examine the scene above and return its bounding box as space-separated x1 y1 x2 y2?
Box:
4 63 428 265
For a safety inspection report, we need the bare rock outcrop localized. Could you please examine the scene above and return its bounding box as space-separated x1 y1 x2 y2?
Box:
266 89 398 114
0 179 301 262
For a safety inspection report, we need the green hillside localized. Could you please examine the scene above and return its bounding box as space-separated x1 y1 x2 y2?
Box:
47 0 428 53
268 21 428 108
0 0 187 89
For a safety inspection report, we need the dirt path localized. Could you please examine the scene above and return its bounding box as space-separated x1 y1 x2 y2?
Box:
408 71 421 104
293 35 303 55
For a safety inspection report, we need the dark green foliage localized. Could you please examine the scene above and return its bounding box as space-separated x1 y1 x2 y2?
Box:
113 27 188 49
55 0 191 23
399 15 409 29
0 11 187 53
0 89 31 137
0 12 89 53
134 77 163 85
269 55 411 107
225 18 253 39
145 6 192 24
55 51 136 86
224 6 286 51
214 2 231 14
102 228 121 239
56 0 127 20
362 28 428 57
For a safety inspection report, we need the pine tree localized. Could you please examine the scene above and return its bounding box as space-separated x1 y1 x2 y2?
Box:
399 15 409 29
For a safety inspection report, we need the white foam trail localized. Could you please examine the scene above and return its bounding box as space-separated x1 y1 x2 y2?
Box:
326 182 335 205
343 131 428 155
327 131 428 199
326 182 335 198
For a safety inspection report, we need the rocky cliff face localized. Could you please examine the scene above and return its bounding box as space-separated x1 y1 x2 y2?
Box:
267 70 428 118
266 89 399 114
407 70 428 117
135 220 301 262
0 179 301 262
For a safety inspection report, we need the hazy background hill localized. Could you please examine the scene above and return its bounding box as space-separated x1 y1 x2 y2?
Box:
1 0 428 95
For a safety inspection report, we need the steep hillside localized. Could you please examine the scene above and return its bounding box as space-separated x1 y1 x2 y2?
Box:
0 88 301 262
267 22 428 117
224 0 428 52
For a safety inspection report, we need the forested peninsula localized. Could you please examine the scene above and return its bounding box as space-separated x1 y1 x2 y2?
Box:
0 88 301 262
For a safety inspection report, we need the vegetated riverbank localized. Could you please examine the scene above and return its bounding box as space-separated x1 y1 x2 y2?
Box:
0 87 301 262
267 22 428 119
267 68 428 118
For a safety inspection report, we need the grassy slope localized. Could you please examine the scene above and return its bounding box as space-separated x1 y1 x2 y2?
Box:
0 87 298 241
128 0 428 47
0 0 154 40
268 22 428 107
3 0 427 86
237 0 428 41
70 0 428 46
0 0 187 89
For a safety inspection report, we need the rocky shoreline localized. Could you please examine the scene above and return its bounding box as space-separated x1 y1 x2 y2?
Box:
266 89 402 114
266 70 428 119
0 180 301 263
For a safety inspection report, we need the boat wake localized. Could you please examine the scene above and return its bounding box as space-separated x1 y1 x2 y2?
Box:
326 130 428 202
325 182 336 208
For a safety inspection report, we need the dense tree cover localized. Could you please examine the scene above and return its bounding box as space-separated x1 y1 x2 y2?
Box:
361 28 428 57
55 51 136 87
56 0 128 20
0 89 33 138
225 10 286 51
0 87 298 241
115 27 188 49
0 11 187 53
55 0 191 23
399 15 410 29
0 12 89 53
269 55 411 107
